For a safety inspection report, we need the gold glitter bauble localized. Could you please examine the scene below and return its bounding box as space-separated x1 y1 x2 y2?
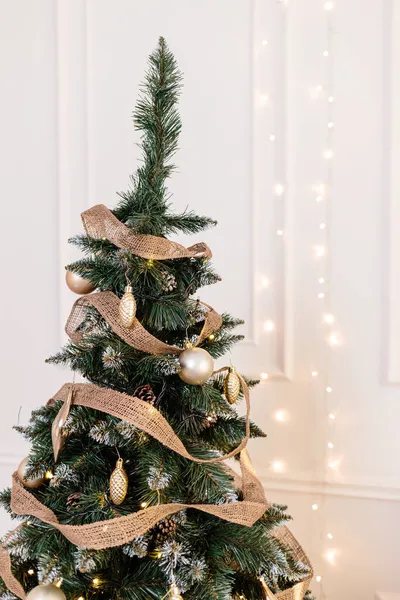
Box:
224 366 240 404
110 458 128 505
178 344 214 385
65 270 94 295
26 584 66 600
119 284 137 328
17 457 45 489
169 585 183 600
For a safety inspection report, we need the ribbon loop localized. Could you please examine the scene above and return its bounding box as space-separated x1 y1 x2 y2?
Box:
82 204 212 260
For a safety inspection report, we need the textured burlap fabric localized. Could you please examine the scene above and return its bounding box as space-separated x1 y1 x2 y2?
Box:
65 291 222 355
81 204 212 260
0 376 312 599
0 548 26 599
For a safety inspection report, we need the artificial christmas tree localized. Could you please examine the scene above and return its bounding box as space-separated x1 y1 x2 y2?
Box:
0 38 313 600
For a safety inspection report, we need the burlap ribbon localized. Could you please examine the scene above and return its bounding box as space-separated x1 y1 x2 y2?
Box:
0 377 312 598
81 204 212 260
65 291 222 355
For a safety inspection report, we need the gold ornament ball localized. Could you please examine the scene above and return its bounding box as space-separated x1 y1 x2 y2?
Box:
26 584 66 600
17 457 45 489
178 345 214 385
169 585 183 600
65 270 94 295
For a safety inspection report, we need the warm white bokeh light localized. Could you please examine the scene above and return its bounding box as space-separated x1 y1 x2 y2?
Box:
264 320 275 332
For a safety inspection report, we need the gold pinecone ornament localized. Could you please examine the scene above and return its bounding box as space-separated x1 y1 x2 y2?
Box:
224 366 241 404
119 284 137 328
110 458 128 505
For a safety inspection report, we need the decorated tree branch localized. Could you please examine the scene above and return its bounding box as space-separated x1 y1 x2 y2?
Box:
0 38 314 600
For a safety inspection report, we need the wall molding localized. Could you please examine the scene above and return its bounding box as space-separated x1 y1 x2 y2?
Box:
260 473 400 503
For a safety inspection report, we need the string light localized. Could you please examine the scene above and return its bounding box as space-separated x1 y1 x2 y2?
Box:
327 442 334 449
260 372 269 381
328 413 336 420
140 501 148 509
314 245 325 258
276 229 283 236
320 222 326 230
269 134 276 141
146 259 154 267
322 50 329 57
27 569 34 575
327 533 334 540
318 277 325 284
327 332 341 346
271 460 286 473
328 95 335 103
326 386 332 393
323 149 333 159
328 121 334 128
316 195 323 203
262 39 268 46
274 183 284 196
324 549 336 565
324 1 334 9
312 504 319 511
261 276 269 287
318 292 325 299
263 320 275 332
274 410 289 422
208 334 215 341
92 578 100 588
323 313 335 324
311 370 319 377
45 470 54 480
316 575 322 583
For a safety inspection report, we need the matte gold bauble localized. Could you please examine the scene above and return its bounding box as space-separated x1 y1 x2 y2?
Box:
178 343 214 385
17 457 45 489
110 458 128 505
224 366 241 404
26 584 66 600
65 270 94 295
169 585 183 600
119 284 137 328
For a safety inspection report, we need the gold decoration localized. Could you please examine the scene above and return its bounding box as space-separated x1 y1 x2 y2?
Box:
109 458 128 505
119 284 137 328
169 584 183 600
51 385 74 462
65 270 94 295
26 584 66 600
224 366 240 404
178 342 214 385
17 457 44 489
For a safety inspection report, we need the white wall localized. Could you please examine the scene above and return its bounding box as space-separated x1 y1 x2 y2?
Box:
0 1 399 599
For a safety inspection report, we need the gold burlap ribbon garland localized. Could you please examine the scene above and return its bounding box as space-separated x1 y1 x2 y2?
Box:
82 204 212 260
0 377 312 599
66 291 222 355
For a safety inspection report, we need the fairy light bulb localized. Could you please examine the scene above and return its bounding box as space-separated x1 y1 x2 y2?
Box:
316 195 323 203
264 320 275 332
318 292 325 299
314 245 325 258
260 372 269 381
269 134 276 141
262 39 268 46
324 549 336 565
323 313 335 324
311 370 318 377
312 504 319 511
328 332 341 346
274 183 284 196
261 276 269 287
45 470 54 480
140 502 148 509
328 121 334 128
320 222 326 230
92 578 100 587
318 277 325 284
27 569 34 575
316 575 322 583
274 410 288 422
328 95 335 103
327 442 334 449
325 1 334 9
324 149 333 159
208 334 215 341
276 229 284 236
327 533 334 540
323 50 329 57
328 412 336 420
326 386 332 393
271 460 286 473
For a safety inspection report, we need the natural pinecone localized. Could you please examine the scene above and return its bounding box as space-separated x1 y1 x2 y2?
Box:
67 492 83 507
161 271 177 292
134 384 157 405
154 518 177 544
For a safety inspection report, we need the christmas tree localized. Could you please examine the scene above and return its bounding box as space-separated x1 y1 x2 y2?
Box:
0 38 313 600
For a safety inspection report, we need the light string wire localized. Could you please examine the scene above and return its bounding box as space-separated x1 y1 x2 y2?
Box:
314 2 337 598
